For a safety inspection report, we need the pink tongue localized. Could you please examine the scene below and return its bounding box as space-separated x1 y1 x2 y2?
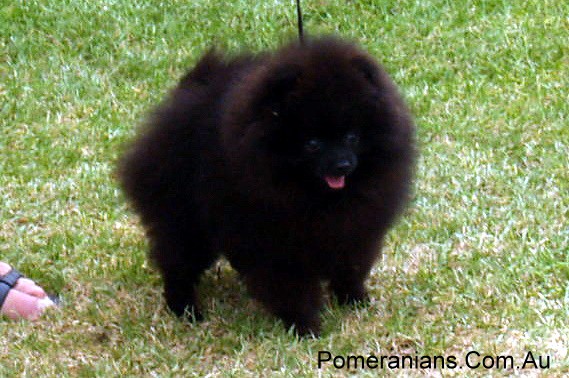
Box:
324 176 346 189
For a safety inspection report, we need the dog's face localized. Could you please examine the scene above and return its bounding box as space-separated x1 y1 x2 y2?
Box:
265 85 375 192
260 48 382 192
301 131 360 190
275 126 362 191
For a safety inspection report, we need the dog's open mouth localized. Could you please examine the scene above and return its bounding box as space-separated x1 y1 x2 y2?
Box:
324 176 346 190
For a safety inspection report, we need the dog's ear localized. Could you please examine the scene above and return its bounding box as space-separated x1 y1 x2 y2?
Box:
257 64 302 112
351 56 380 86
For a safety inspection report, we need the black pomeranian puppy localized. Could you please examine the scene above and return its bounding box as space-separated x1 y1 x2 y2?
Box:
119 37 415 336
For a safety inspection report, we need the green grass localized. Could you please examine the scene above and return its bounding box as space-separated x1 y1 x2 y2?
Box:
1 0 567 376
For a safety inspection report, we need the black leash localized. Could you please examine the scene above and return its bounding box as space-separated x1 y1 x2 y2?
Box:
296 0 304 43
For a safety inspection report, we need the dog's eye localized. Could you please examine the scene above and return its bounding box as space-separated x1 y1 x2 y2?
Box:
344 132 360 147
304 139 322 153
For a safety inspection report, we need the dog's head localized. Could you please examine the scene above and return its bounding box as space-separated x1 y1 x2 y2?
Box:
223 37 413 195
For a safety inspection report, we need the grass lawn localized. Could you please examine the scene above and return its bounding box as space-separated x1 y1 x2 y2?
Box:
1 0 567 376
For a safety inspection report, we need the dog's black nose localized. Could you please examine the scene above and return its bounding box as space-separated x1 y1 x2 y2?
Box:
332 159 355 176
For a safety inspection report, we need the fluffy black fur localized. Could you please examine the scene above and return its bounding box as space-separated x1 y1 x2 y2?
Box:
119 37 415 336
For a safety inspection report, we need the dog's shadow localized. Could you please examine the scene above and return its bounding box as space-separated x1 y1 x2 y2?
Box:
194 259 377 338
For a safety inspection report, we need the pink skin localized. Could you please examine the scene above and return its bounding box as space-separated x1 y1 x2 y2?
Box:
0 261 55 320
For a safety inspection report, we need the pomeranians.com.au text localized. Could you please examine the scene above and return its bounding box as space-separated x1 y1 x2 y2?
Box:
316 350 551 372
